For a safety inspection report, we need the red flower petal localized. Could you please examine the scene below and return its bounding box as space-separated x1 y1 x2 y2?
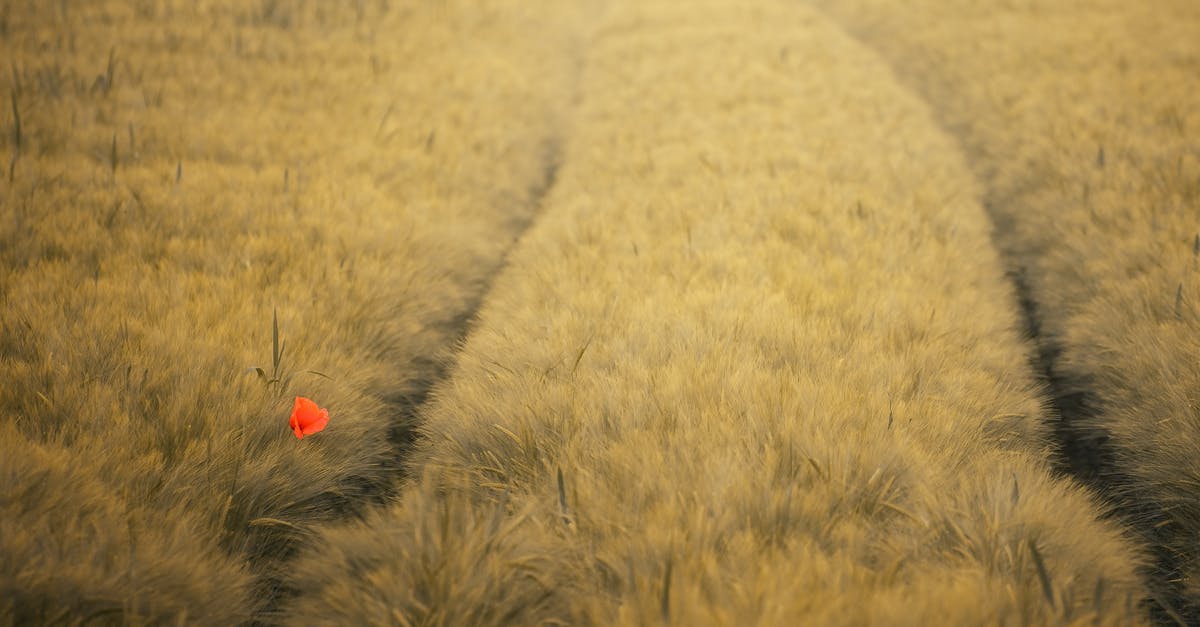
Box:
303 408 329 435
291 396 329 439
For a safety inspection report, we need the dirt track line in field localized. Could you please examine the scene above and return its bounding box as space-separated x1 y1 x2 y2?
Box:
0 2 592 623
808 1 1200 621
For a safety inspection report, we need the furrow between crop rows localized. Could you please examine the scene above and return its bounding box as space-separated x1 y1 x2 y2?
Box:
810 0 1200 620
0 1 588 622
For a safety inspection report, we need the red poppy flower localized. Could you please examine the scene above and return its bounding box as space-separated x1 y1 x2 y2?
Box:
290 396 329 439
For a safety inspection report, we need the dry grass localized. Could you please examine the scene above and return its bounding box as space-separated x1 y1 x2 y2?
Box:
281 1 1148 624
0 0 584 622
7 0 1192 623
808 0 1200 617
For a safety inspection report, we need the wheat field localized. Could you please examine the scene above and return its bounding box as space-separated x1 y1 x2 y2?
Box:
1 0 1196 625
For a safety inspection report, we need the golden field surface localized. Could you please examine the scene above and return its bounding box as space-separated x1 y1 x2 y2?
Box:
0 0 1195 625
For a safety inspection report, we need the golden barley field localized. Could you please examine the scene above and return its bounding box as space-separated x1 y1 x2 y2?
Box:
1 0 1196 625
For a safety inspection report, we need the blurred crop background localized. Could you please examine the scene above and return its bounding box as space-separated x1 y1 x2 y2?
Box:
1 0 1197 625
